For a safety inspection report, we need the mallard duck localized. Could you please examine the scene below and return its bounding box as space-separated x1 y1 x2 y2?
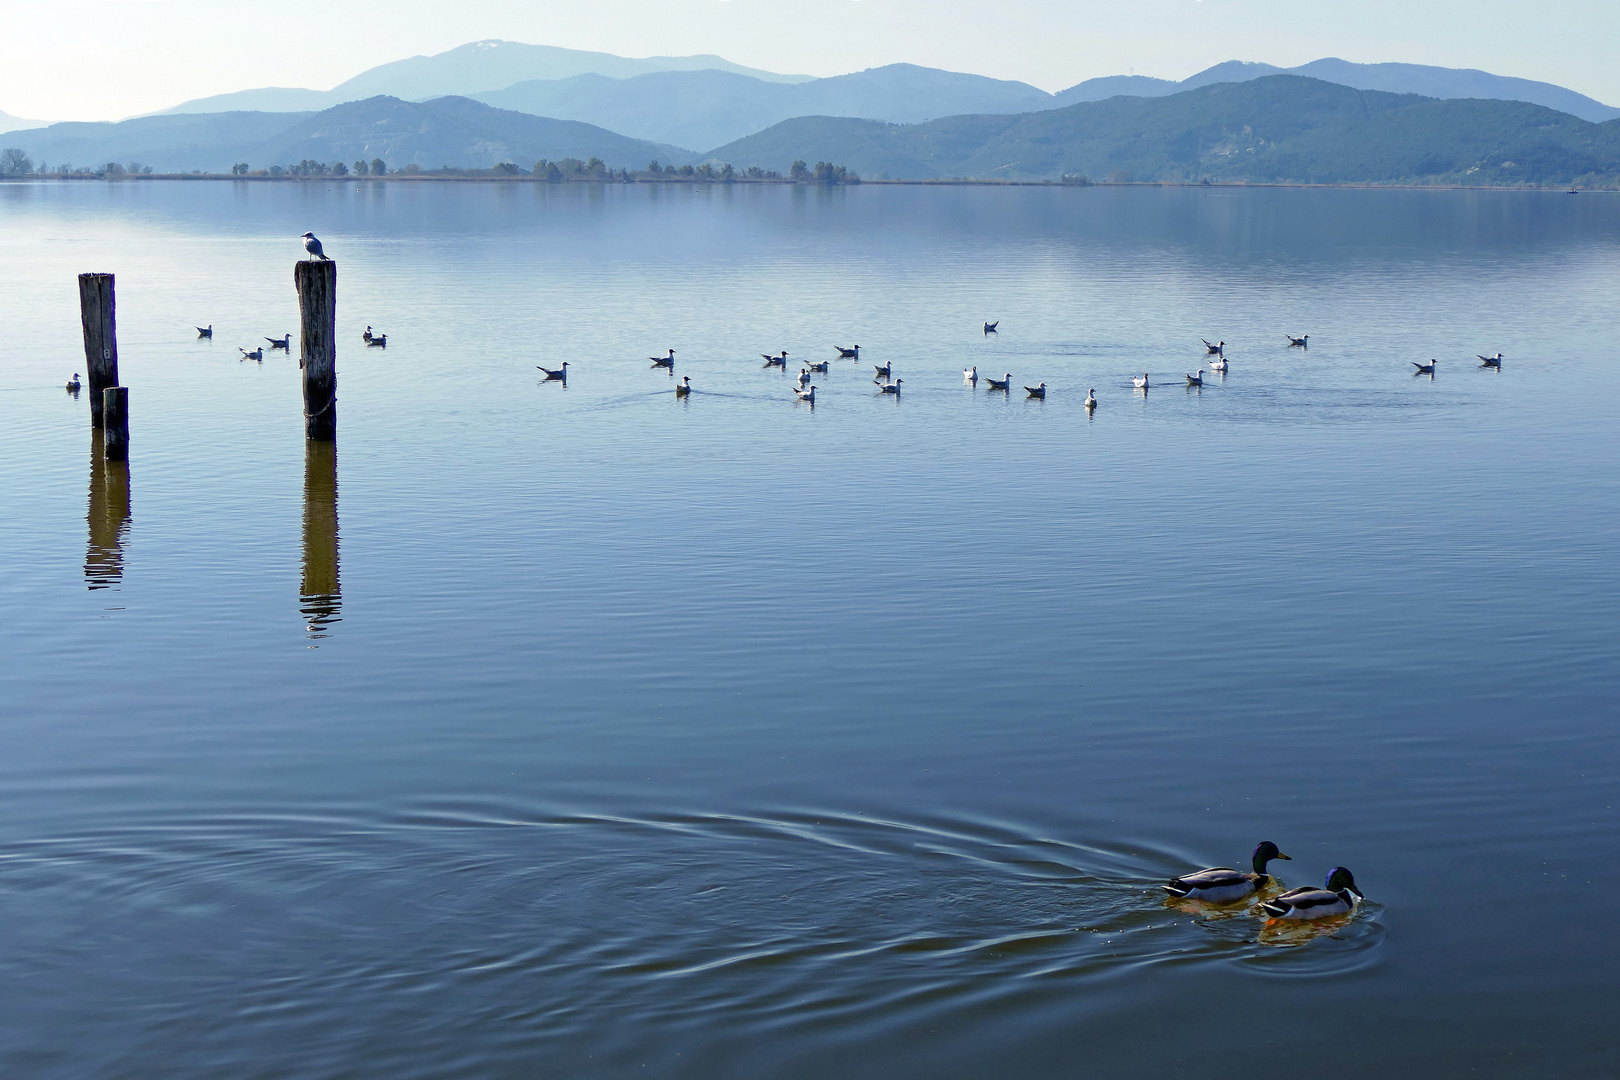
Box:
985 372 1011 391
1287 334 1309 348
879 378 904 394
984 321 999 334
537 362 568 380
1163 841 1292 903
835 345 860 359
1261 867 1363 920
675 376 691 396
266 334 291 350
651 349 676 368
66 373 81 392
196 325 213 338
1202 339 1225 355
1133 373 1149 389
1084 388 1097 408
1413 359 1437 374
1186 370 1204 387
1478 352 1503 367
1025 382 1045 398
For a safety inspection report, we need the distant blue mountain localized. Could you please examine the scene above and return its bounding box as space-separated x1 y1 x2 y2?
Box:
1055 58 1619 124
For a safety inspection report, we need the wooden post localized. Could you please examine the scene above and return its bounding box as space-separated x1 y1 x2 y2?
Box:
78 273 119 428
300 439 341 638
294 260 337 440
85 431 130 590
102 387 129 461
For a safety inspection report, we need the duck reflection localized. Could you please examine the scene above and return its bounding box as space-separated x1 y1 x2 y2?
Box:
85 431 129 589
300 440 341 640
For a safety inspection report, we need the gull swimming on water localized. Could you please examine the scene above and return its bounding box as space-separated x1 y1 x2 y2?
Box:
762 350 789 366
873 361 891 380
1202 339 1225 355
651 349 675 368
266 334 291 351
1084 388 1097 408
835 345 860 359
196 324 212 338
984 372 1011 391
794 384 816 403
1186 369 1204 387
1478 352 1503 367
1025 382 1046 398
240 346 264 361
537 362 568 380
66 373 81 392
797 368 812 389
984 321 998 334
1286 334 1309 348
676 376 692 396
1133 373 1149 389
964 366 977 385
805 359 829 373
879 378 903 394
1211 355 1228 371
301 232 330 261
1413 359 1437 374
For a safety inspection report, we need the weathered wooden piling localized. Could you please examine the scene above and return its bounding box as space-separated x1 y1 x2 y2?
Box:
102 387 129 461
85 431 131 590
294 260 337 440
300 439 341 638
77 273 119 428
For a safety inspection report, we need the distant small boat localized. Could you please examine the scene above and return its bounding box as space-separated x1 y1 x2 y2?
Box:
984 321 998 334
676 376 691 396
835 345 860 359
1024 383 1045 398
196 325 213 338
266 334 291 350
537 362 569 380
985 372 1011 391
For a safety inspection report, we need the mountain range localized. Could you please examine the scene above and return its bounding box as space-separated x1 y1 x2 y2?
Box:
9 97 684 174
9 76 1620 188
711 76 1620 184
0 109 43 135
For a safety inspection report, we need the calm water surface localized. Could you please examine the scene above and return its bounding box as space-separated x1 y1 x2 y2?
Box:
1 180 1617 1077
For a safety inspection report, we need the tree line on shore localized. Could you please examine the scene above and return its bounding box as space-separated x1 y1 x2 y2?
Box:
0 147 860 184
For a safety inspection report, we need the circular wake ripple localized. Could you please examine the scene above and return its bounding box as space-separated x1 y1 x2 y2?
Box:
0 801 1384 1072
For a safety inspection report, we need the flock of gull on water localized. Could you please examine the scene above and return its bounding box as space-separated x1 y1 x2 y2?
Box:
60 231 1506 416
522 323 1506 408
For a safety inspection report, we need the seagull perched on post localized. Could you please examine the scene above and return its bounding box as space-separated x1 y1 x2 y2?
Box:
301 232 330 261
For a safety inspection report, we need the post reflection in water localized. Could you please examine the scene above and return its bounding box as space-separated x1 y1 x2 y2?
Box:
85 431 130 590
299 440 341 640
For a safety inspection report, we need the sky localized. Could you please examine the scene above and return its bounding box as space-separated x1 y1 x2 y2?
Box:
3 0 1619 122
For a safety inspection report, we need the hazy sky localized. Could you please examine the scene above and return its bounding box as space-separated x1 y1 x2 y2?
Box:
4 0 1619 121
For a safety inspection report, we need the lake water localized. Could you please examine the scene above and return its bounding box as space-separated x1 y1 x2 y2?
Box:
2 179 1617 1078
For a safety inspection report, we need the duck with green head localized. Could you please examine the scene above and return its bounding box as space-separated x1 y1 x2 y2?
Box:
1261 867 1364 920
1163 841 1291 903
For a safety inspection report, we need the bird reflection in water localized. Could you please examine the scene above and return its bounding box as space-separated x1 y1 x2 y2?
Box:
300 440 341 642
85 431 129 590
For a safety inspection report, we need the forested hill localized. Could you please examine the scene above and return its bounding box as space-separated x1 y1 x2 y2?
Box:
709 76 1620 185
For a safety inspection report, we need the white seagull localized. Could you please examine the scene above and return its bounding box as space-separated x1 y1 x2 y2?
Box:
1133 373 1150 389
1186 369 1204 387
964 366 977 385
794 384 816 403
301 232 330 261
1084 388 1097 408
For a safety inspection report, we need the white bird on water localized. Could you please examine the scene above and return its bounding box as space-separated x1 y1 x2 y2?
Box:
1133 373 1150 389
301 232 330 261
